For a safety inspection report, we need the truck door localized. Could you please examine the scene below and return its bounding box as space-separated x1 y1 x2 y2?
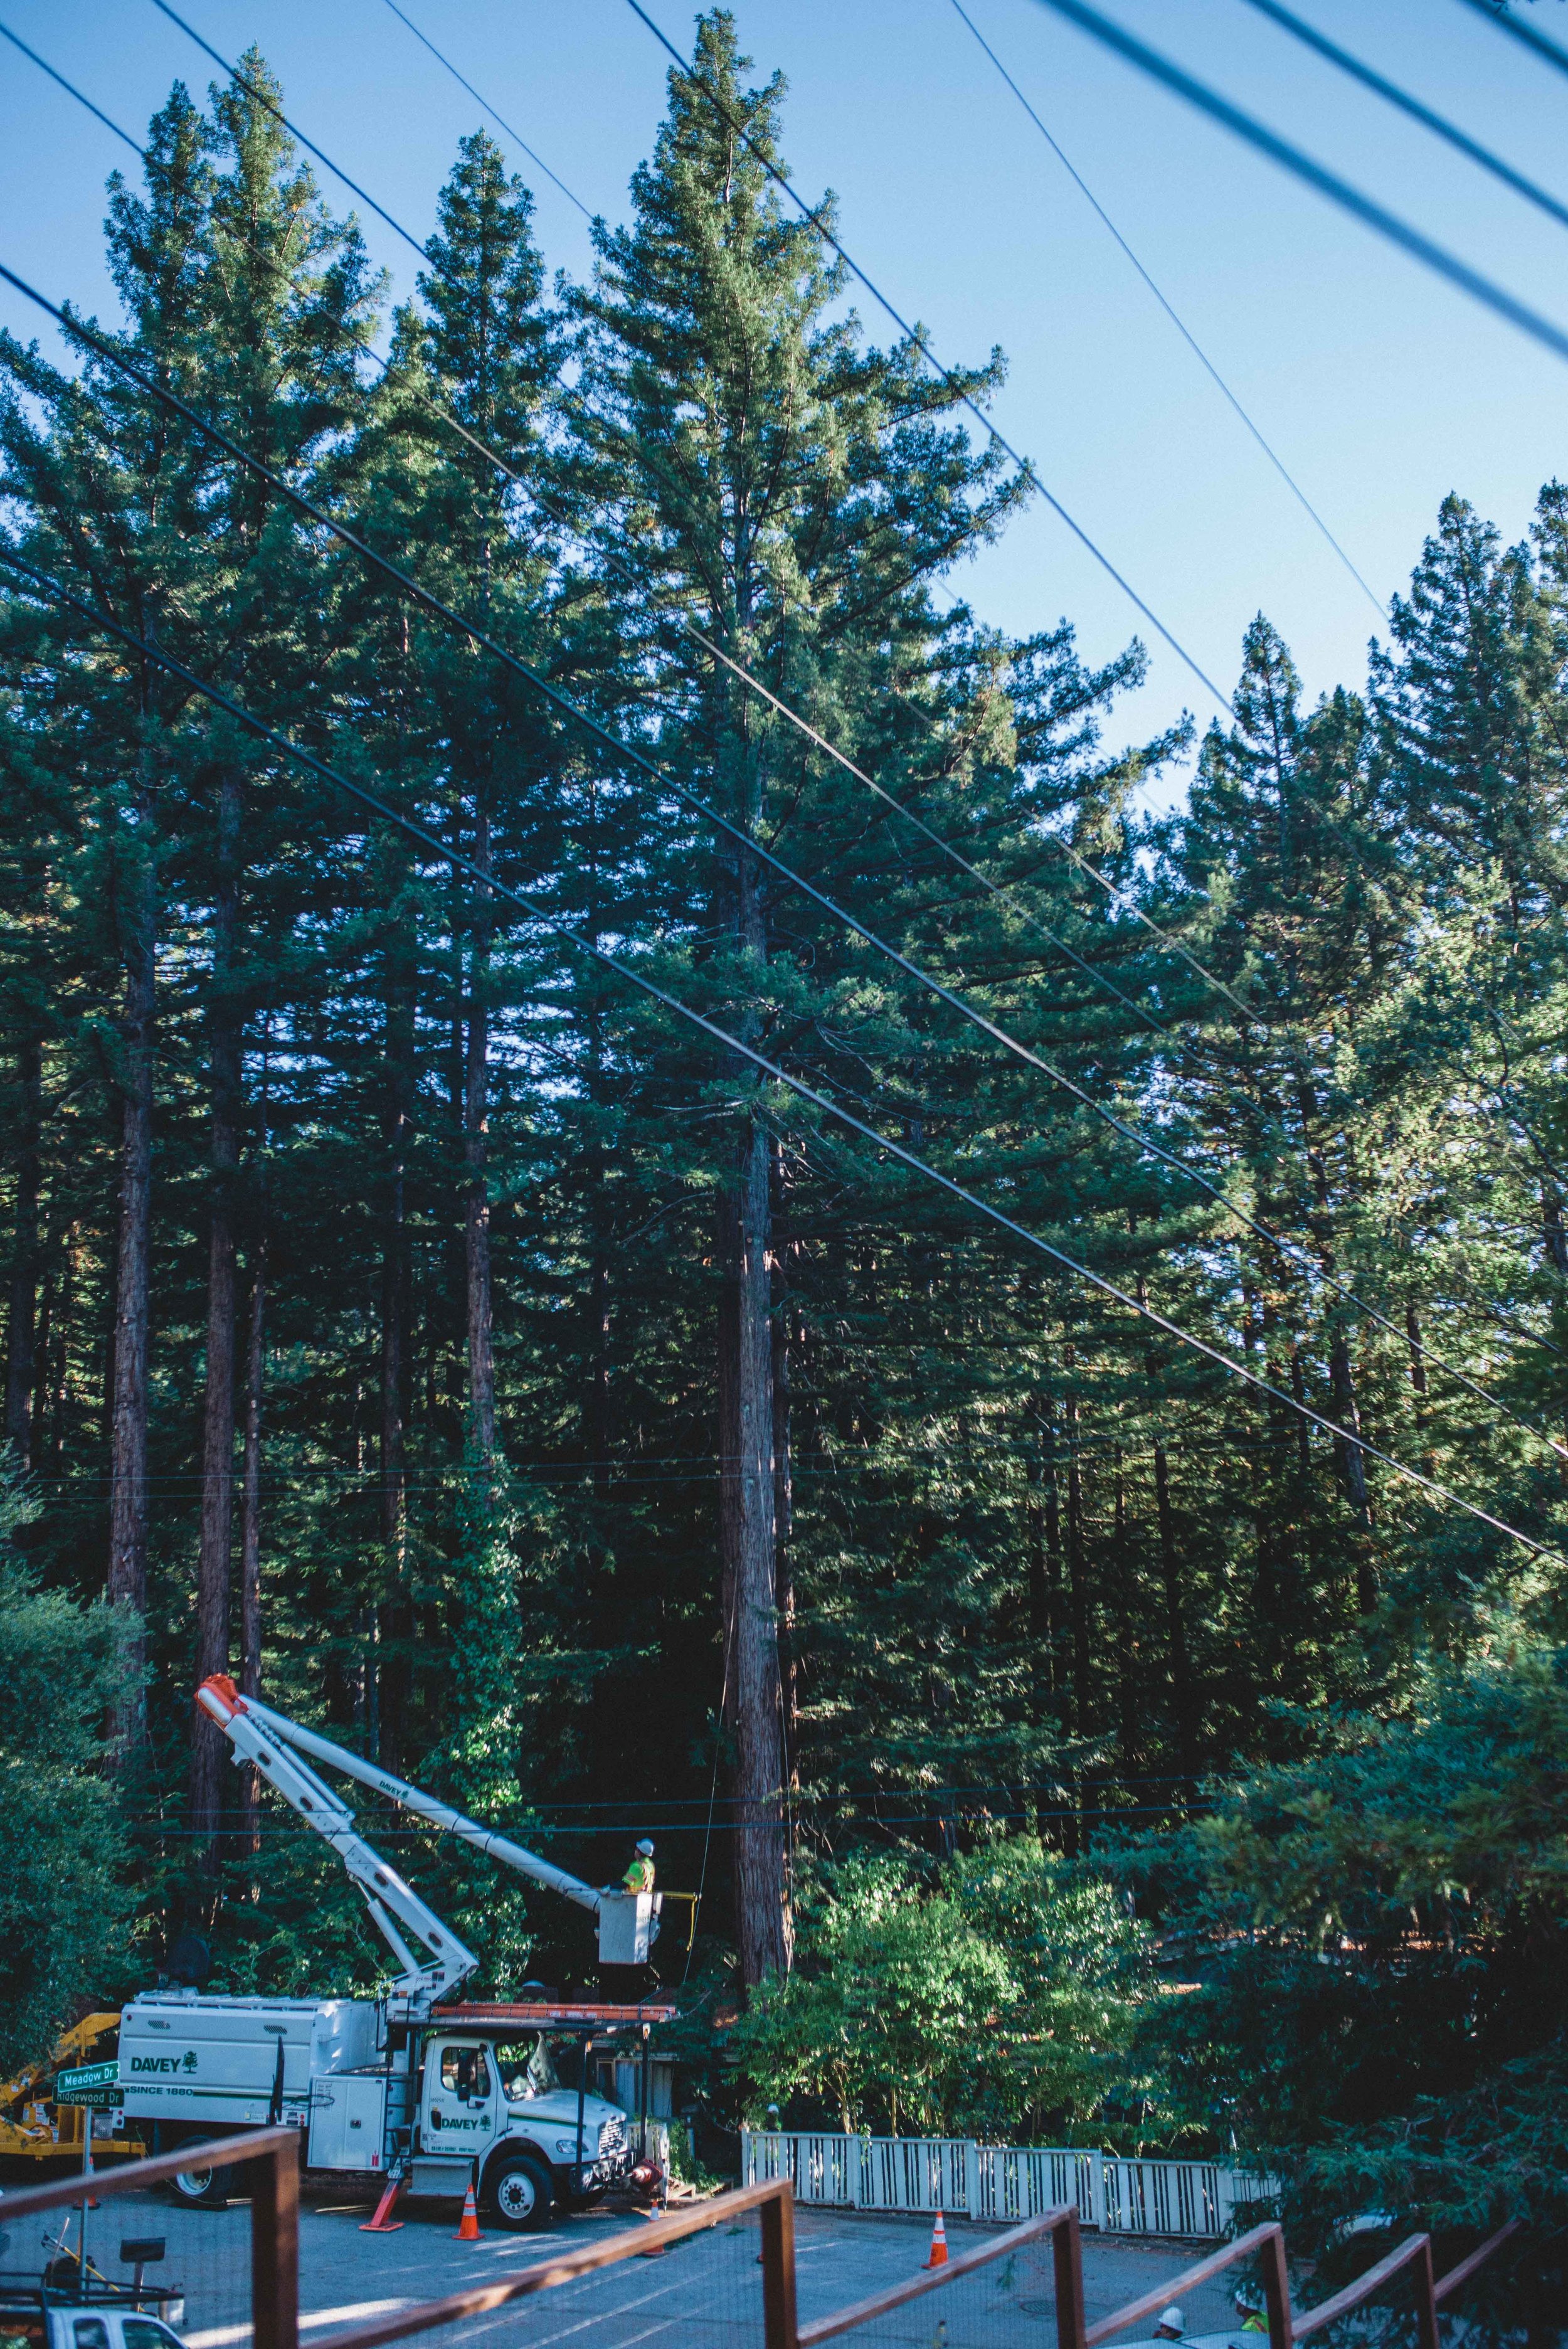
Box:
420 2040 501 2166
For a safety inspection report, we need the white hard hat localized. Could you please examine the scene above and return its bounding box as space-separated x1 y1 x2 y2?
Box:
1155 2311 1184 2337
635 1838 655 1856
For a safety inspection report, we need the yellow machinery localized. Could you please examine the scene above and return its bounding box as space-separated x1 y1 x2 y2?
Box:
0 2013 146 2165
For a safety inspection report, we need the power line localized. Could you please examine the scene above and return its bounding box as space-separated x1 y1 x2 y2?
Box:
4 548 1560 1575
620 0 1239 720
19 8 1525 1138
946 0 1387 623
1027 0 1568 368
147 0 432 261
0 34 1525 1388
1454 0 1568 86
1241 0 1568 238
122 0 1251 1041
0 18 140 153
377 0 593 221
9 41 1546 1411
1 257 1540 1449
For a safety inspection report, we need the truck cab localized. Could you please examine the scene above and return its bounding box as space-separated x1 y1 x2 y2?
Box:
409 2033 627 2230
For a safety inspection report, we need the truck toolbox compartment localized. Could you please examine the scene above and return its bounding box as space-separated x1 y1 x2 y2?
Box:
410 2155 474 2198
308 2072 391 2171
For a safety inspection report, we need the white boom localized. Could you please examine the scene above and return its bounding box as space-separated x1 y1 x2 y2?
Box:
196 1675 477 2018
197 1676 659 1984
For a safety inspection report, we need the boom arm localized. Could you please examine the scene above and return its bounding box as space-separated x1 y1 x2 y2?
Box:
202 1681 603 1915
196 1677 478 2017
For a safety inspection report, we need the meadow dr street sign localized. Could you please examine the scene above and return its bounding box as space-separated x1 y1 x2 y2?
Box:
55 2060 120 2106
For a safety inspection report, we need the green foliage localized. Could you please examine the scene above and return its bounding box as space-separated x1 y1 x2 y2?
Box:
1123 1643 1568 2299
733 1840 1147 2140
0 1456 137 2072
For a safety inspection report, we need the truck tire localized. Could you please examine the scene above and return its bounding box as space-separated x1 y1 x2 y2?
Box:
485 2153 554 2232
169 2158 230 2210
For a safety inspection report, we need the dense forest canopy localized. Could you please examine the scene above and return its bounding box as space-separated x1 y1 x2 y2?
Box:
2 10 1567 2314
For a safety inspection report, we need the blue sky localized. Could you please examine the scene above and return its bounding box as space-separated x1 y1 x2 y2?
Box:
3 0 1567 803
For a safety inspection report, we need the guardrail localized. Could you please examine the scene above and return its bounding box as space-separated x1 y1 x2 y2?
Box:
743 2128 1278 2237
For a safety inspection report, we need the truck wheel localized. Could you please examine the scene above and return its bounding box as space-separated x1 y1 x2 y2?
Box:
485 2154 554 2231
169 2160 230 2210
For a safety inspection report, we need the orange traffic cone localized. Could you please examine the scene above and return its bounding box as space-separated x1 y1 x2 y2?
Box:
455 2168 481 2241
923 2212 948 2270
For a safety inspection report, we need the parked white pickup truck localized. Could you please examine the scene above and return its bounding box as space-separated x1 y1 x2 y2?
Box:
0 2285 184 2349
119 1993 628 2230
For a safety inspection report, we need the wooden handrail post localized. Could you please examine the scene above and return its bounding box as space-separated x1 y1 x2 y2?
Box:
252 2128 300 2349
760 2180 798 2349
1413 2237 1439 2349
1259 2224 1291 2349
1054 2207 1088 2349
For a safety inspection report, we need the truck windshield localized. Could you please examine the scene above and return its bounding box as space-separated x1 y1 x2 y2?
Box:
438 2047 490 2100
497 2035 557 2099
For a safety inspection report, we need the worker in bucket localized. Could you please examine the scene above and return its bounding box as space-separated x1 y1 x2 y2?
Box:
622 1838 655 1893
1152 2309 1184 2341
1233 2287 1268 2334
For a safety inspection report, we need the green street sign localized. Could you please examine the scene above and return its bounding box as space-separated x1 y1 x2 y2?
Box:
56 2061 119 2106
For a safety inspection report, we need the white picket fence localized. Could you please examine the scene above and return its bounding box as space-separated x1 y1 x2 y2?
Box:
741 2131 1277 2240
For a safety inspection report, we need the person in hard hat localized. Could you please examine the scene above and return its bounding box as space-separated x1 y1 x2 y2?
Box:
1152 2309 1184 2341
622 1838 655 1893
1233 2288 1268 2334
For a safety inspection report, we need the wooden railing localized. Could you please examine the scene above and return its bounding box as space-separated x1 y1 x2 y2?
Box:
0 2133 1520 2349
1084 2221 1293 2349
797 2203 1084 2348
321 2177 799 2349
0 2124 299 2349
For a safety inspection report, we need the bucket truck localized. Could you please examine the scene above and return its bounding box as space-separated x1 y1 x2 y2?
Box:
114 1679 671 2230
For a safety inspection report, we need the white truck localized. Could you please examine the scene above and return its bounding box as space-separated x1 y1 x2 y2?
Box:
0 2290 186 2349
115 1680 670 2230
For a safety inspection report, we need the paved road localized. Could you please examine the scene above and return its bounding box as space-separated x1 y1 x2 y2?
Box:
0 2178 1206 2348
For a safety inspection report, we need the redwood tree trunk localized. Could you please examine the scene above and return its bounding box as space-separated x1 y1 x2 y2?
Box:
236 1239 266 1860
378 924 415 1771
718 1117 790 1985
107 807 156 1754
464 801 495 1461
1152 1439 1197 1786
4 1030 42 1466
192 772 243 1847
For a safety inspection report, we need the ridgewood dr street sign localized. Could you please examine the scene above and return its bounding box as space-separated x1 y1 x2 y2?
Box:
55 2061 120 2107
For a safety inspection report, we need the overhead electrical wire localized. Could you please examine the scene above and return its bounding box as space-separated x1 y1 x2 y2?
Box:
1239 0 1568 236
1454 0 1568 86
620 0 1491 926
945 0 1387 623
0 250 1542 1446
0 29 1278 1132
619 0 1239 721
376 0 592 220
0 18 142 152
11 21 1554 1383
2 24 1547 1393
1025 0 1568 368
158 0 1251 1034
4 544 1560 1576
142 0 1261 1028
5 35 1547 1414
146 0 431 261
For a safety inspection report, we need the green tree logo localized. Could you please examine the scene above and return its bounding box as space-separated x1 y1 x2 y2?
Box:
182 2050 198 2073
